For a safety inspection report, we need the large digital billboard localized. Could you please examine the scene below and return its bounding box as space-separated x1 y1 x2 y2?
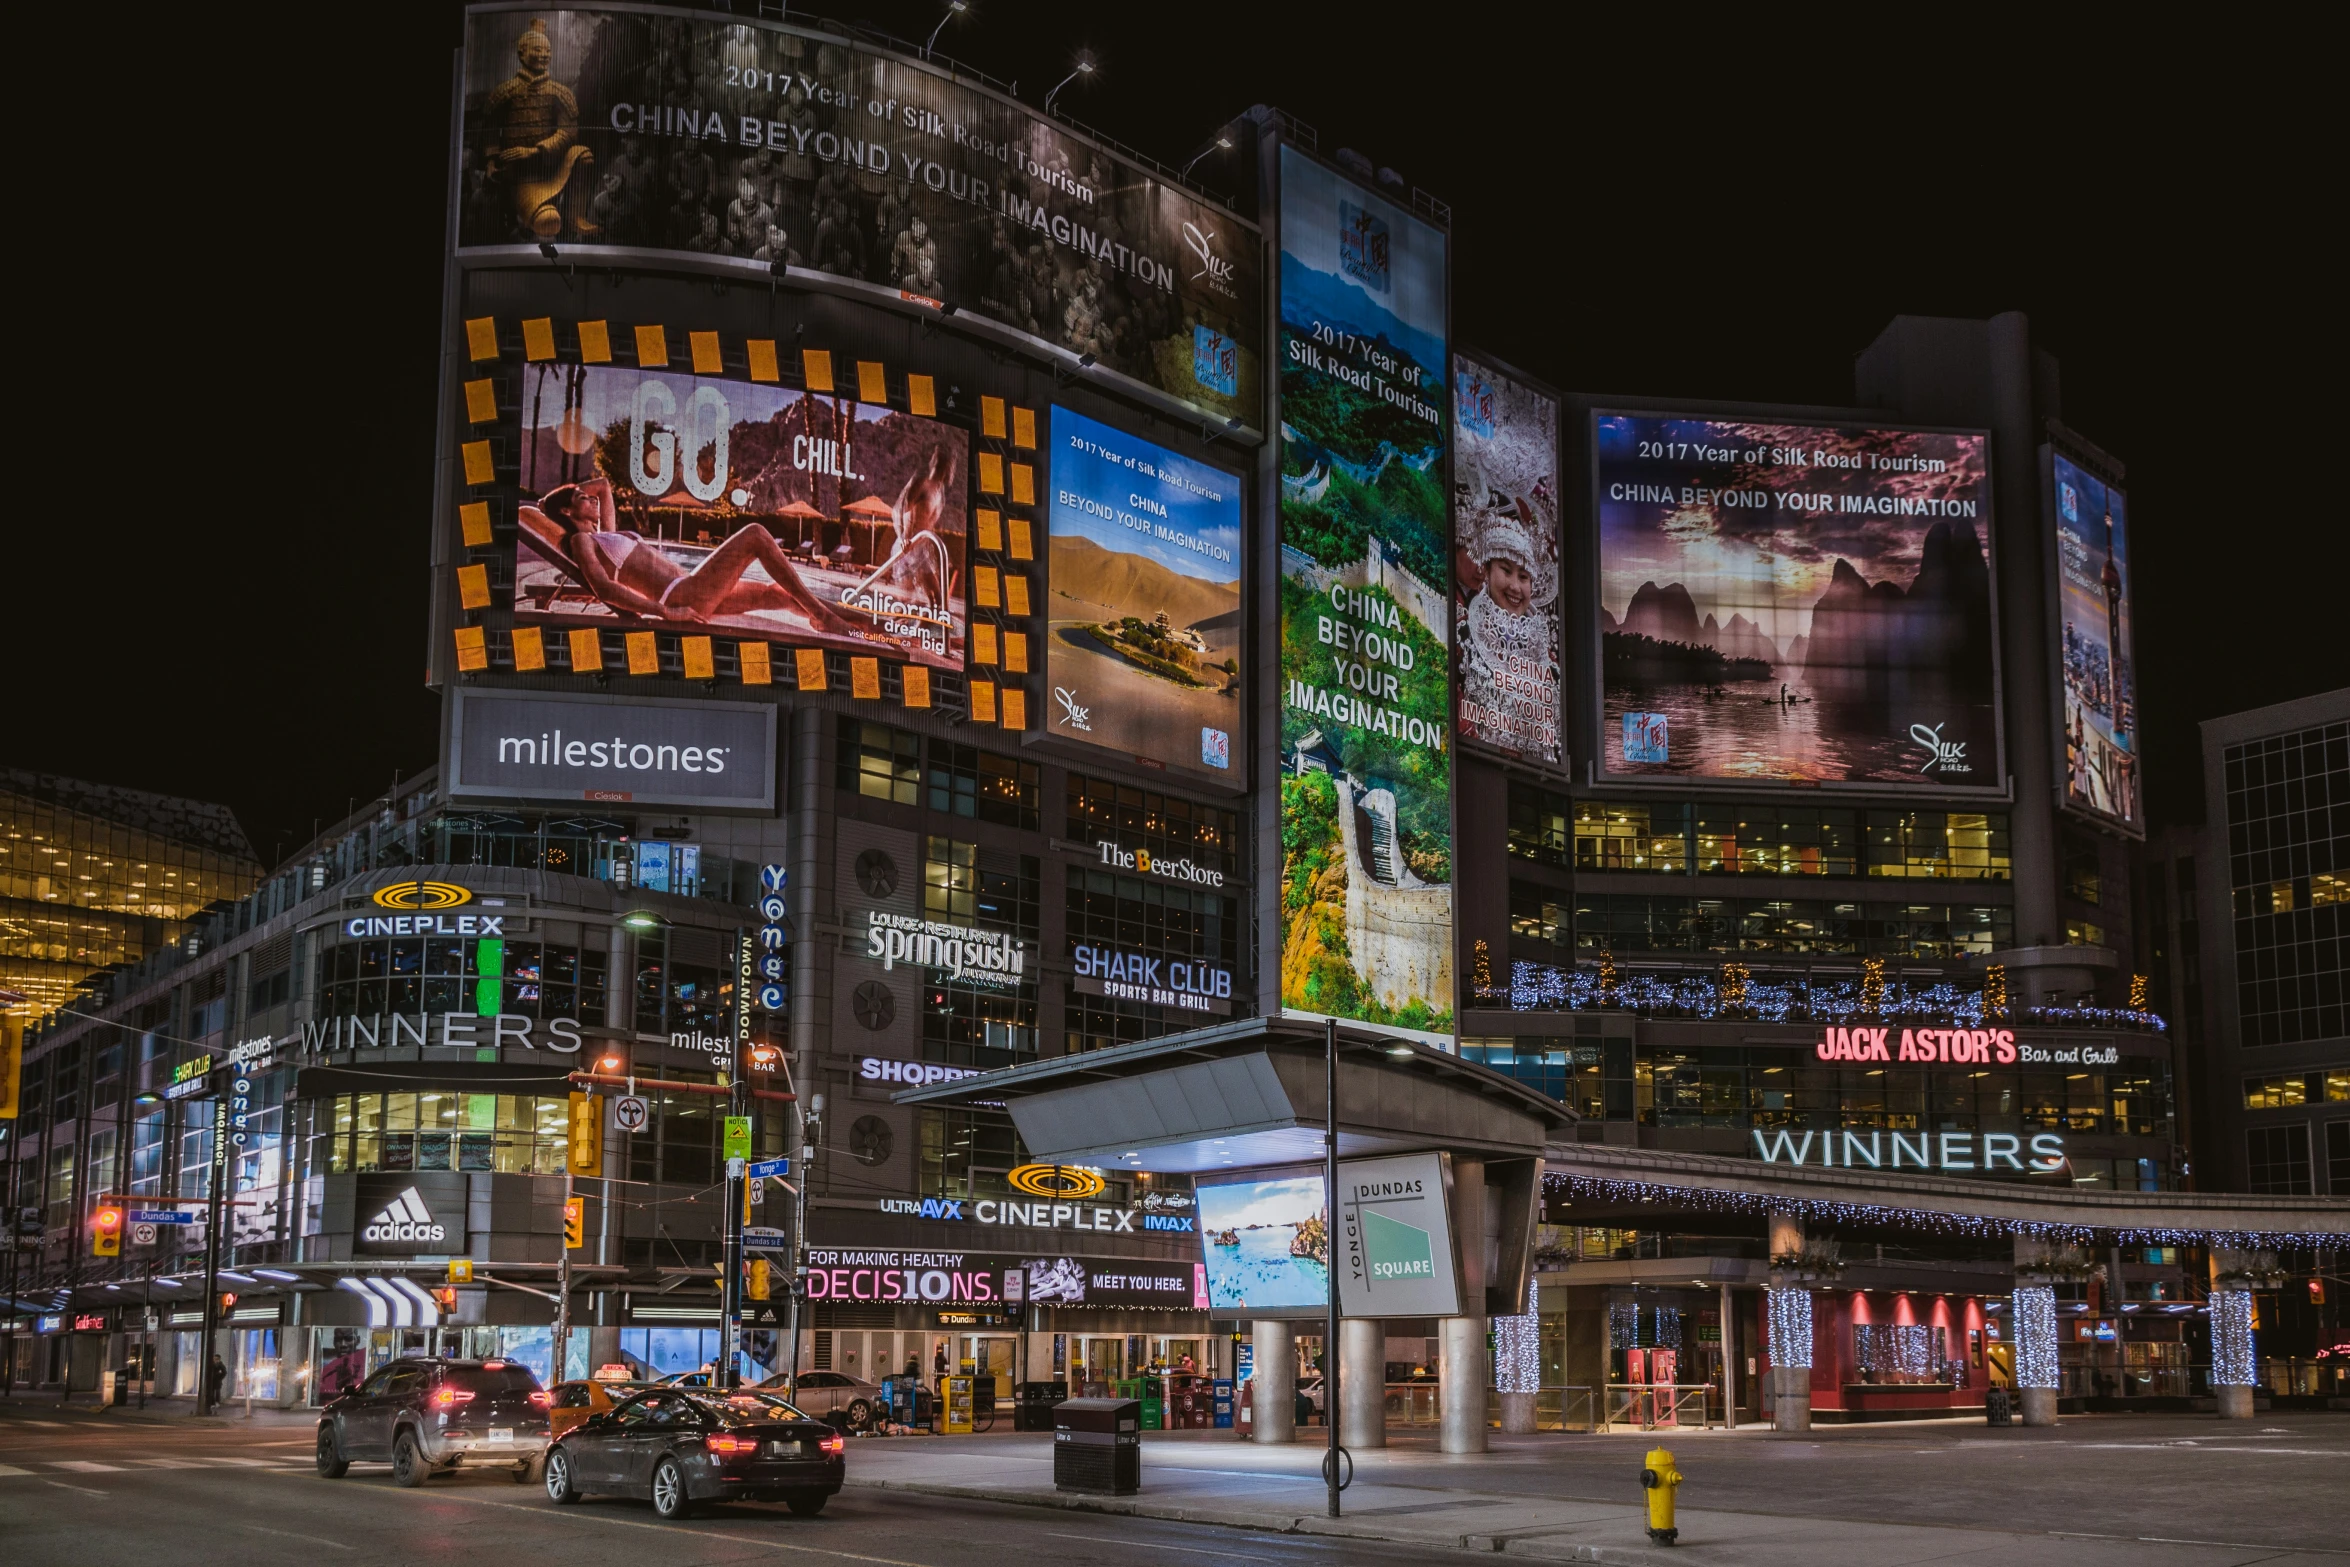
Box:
1043 407 1243 781
512 364 966 670
1196 1170 1328 1314
459 8 1260 425
1452 356 1561 768
447 687 777 811
1596 415 1998 787
1276 144 1453 1038
2051 451 2140 831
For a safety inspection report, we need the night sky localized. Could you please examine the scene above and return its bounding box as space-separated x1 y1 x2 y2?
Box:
14 4 2337 862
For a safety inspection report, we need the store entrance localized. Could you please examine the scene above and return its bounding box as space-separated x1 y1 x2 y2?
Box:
956 1335 1016 1408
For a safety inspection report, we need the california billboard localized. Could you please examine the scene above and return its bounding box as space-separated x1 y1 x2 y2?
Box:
1452 356 1561 768
1595 415 1999 788
1275 144 1452 1038
1043 407 1243 782
2051 451 2140 831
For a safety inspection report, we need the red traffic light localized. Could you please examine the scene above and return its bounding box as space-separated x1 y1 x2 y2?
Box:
92 1207 123 1231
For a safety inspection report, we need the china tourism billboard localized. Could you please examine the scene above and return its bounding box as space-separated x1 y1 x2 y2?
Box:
1595 414 2000 788
1276 144 1453 1039
511 363 966 670
458 7 1260 425
1452 355 1561 768
1043 406 1243 781
2050 451 2140 832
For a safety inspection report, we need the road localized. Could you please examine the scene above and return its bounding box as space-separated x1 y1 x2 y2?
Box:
0 1401 1450 1567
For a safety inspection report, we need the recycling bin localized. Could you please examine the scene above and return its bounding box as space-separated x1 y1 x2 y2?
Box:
1053 1397 1140 1495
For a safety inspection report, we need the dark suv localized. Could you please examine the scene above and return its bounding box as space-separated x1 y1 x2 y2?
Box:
317 1357 552 1486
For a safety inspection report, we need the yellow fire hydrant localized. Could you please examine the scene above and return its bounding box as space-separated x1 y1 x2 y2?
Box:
1639 1446 1682 1545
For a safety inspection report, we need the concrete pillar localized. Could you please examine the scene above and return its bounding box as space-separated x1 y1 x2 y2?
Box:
1719 1282 1738 1430
1251 1320 1296 1443
2209 1286 2257 1419
1340 1317 1386 1448
2011 1279 2059 1427
1767 1287 1812 1432
588 1324 620 1376
1440 1314 1488 1453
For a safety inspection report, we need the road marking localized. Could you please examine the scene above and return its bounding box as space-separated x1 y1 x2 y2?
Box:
0 1464 30 1477
1043 1531 1257 1559
240 1524 354 1551
53 1461 127 1472
14 1420 66 1428
126 1459 211 1469
199 1456 277 1466
44 1480 109 1497
412 1491 936 1565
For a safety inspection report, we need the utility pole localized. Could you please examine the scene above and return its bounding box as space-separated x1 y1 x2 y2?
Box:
196 1089 230 1415
787 1095 819 1389
554 1170 572 1383
721 925 751 1390
1324 1016 1341 1519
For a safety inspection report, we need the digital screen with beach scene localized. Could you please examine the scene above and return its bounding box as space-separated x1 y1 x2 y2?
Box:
1596 414 1998 787
1043 406 1243 780
1196 1171 1330 1314
511 363 967 669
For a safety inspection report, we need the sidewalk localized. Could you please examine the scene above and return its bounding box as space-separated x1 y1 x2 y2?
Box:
840 1426 2349 1565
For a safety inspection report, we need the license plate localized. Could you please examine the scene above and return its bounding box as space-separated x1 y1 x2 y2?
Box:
487 1428 514 1444
766 1440 804 1458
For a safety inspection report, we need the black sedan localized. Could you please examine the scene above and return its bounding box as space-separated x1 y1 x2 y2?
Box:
544 1387 845 1519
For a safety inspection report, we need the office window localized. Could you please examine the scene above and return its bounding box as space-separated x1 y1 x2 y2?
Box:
1510 882 1569 947
1066 775 1241 880
918 1107 1028 1200
2244 1124 2312 1195
1572 800 1688 874
1865 811 2011 880
928 741 1039 830
1508 785 1571 867
2065 919 2106 947
1694 806 1857 878
2328 1121 2350 1196
2063 837 2102 905
2224 719 2348 1047
837 718 921 806
2242 1074 2309 1110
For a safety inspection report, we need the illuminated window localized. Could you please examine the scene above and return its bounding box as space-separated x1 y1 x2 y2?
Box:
2064 919 2106 947
1067 775 1239 879
1508 882 1568 947
1509 785 1571 866
2244 1075 2310 1110
836 718 920 805
2312 873 2349 908
1572 799 1687 873
2223 720 2348 1046
929 741 1039 829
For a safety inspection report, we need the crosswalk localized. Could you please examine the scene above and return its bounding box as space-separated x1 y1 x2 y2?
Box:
0 1455 314 1477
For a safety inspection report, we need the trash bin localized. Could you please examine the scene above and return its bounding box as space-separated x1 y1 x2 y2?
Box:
1013 1381 1068 1431
1984 1387 2012 1427
1053 1397 1140 1495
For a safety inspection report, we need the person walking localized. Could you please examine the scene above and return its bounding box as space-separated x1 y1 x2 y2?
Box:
205 1352 228 1410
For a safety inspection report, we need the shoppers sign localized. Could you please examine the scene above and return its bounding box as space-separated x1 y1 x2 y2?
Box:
865 912 1027 987
857 1057 983 1088
1335 1152 1461 1319
447 687 777 811
1070 944 1234 1015
353 1173 469 1256
1752 1128 2067 1174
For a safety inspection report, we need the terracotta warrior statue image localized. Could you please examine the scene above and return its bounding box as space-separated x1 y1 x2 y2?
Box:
481 17 599 240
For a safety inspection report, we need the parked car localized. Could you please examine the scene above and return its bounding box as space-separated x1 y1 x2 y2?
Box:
547 1378 659 1440
317 1358 551 1486
756 1369 884 1431
544 1387 844 1519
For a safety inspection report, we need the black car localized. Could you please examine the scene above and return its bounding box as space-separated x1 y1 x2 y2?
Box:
544 1387 845 1519
317 1357 552 1486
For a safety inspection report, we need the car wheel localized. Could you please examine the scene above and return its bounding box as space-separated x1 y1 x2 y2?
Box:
843 1399 873 1433
315 1426 349 1479
650 1456 693 1520
544 1447 581 1504
785 1489 828 1517
392 1431 428 1488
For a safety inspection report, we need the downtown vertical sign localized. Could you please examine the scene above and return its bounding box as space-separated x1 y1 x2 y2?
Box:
1273 144 1453 1039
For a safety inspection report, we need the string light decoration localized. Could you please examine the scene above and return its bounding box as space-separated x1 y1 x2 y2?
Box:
1860 956 1885 1015
2210 1288 2257 1387
2129 972 2149 1010
1491 958 2164 1032
2012 1284 2059 1389
1767 1286 1813 1369
1494 1273 1540 1394
1983 963 2008 1020
1720 961 1750 1015
1540 1172 2344 1250
1473 939 1493 995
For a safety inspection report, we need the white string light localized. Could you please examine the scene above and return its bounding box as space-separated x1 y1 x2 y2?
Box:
1767 1286 1813 1369
1491 959 2164 1032
1542 1174 2339 1250
2210 1288 2257 1387
1494 1273 1540 1394
2012 1284 2058 1389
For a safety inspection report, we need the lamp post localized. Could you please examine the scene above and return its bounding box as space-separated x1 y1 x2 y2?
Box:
1043 57 1094 117
1324 1017 1341 1518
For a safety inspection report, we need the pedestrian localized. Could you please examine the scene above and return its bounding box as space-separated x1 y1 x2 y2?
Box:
205 1352 228 1408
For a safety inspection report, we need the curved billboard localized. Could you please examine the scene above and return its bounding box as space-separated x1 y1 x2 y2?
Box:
459 7 1260 425
1595 414 1999 789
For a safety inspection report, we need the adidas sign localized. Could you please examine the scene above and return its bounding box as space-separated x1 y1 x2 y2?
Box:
362 1187 447 1245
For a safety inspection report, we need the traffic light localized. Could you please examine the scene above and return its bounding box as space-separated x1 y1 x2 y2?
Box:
567 1092 601 1175
748 1258 771 1300
563 1197 585 1250
2312 1279 2328 1306
90 1205 123 1257
432 1286 458 1316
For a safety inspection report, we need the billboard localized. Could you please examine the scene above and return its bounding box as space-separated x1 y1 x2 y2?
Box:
459 8 1259 424
1196 1170 1327 1314
1043 407 1243 780
1595 415 1998 787
512 363 966 669
1276 144 1453 1037
2051 451 2139 830
448 687 777 810
1334 1152 1459 1318
1452 356 1561 767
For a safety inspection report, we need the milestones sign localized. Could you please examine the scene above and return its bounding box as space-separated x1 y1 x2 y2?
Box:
448 687 776 811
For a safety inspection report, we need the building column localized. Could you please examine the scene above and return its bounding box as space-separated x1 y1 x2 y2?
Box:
1251 1320 1295 1443
2210 1287 2257 1419
1718 1281 1739 1430
587 1324 620 1376
1340 1317 1386 1447
2012 1282 2059 1426
1439 1313 1488 1453
1767 1212 1811 1432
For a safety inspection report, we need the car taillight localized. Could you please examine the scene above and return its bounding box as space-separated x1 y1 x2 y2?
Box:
819 1434 845 1455
528 1391 550 1407
433 1388 476 1407
705 1435 757 1454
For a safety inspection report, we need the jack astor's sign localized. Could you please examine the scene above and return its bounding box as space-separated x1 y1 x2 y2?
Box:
1816 1025 2017 1065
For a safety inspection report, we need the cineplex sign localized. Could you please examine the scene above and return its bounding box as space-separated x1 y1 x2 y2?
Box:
802 1248 1203 1308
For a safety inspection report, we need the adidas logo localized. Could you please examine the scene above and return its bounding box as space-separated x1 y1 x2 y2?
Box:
362 1187 447 1244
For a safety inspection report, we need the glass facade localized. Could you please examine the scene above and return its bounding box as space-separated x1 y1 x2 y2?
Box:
317 935 610 1022
2222 719 2348 1046
1067 774 1243 882
1566 894 2013 958
1553 790 2010 882
1064 867 1241 1053
318 1091 570 1175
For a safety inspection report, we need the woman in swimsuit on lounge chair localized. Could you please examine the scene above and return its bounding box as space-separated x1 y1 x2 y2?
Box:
518 476 873 637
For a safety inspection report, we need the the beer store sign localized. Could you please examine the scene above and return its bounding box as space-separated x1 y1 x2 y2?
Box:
1096 840 1226 888
1071 944 1234 1015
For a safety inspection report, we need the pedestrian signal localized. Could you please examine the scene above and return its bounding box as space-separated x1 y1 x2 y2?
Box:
564 1197 585 1250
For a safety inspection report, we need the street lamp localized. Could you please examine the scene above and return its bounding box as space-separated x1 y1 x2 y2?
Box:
1180 133 1235 180
1043 54 1094 116
923 0 969 59
621 910 669 933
